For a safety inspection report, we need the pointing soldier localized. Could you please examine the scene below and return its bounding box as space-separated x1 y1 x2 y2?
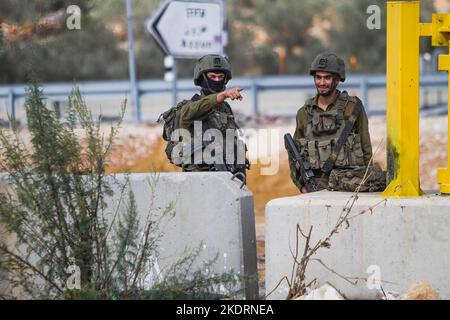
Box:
160 54 250 183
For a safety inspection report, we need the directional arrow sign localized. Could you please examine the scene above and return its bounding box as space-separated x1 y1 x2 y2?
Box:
146 0 224 59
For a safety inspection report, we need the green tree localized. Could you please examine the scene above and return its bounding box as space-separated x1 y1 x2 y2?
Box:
326 0 387 73
0 79 243 299
0 0 129 83
327 0 435 73
0 78 128 298
227 0 327 75
0 0 438 81
93 0 170 79
227 0 437 75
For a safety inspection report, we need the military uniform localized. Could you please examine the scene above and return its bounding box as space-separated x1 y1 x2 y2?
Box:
288 52 385 192
289 90 372 190
178 91 245 173
161 54 249 179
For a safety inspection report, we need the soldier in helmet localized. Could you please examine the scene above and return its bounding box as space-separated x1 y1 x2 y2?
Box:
289 52 384 193
162 54 249 182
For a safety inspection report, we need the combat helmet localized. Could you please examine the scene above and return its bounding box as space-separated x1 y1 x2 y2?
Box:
193 54 232 85
309 52 346 82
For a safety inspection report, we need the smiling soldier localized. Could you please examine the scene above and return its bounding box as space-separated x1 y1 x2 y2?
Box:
288 52 385 193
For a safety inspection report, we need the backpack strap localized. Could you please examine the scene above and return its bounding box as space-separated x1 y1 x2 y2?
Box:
174 93 202 130
191 93 201 102
303 98 315 137
321 97 363 175
157 94 201 123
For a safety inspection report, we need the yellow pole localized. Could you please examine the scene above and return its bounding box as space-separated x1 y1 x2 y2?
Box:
437 42 450 193
383 1 424 197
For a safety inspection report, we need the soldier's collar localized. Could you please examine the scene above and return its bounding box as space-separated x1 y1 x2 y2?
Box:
200 90 210 97
312 89 341 109
200 90 222 104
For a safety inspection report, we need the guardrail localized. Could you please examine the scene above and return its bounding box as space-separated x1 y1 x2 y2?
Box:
0 73 448 124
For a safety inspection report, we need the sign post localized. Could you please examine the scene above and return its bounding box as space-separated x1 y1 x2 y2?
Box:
146 0 225 105
164 55 178 107
126 0 141 123
147 0 224 58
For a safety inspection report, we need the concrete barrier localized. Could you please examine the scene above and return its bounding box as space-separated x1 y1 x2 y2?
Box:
266 190 450 300
0 172 258 299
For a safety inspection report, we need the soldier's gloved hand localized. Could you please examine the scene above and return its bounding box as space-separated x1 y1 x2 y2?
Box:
217 87 244 103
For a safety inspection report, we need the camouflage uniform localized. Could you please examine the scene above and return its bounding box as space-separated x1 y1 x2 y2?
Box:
289 90 372 190
289 52 382 192
178 91 244 173
173 54 249 177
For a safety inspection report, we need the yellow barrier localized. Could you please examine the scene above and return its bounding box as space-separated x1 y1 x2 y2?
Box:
437 45 450 194
383 1 423 197
384 2 450 196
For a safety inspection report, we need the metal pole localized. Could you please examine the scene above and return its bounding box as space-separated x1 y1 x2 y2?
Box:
223 0 228 25
360 77 369 113
437 42 450 193
126 0 141 123
252 79 259 114
8 90 15 128
172 58 178 107
222 0 228 54
382 1 422 197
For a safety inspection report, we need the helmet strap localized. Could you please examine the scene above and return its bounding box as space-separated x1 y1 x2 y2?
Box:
223 74 228 85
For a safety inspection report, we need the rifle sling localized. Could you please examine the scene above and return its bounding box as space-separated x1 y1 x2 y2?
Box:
321 100 362 175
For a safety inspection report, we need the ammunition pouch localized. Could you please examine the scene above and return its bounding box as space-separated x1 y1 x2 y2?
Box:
312 111 342 136
327 164 386 192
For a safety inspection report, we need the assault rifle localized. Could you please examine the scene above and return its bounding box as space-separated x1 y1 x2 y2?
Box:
284 133 318 192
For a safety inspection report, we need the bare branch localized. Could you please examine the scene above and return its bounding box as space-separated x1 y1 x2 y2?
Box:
311 258 360 286
0 246 64 294
265 276 291 299
283 139 395 299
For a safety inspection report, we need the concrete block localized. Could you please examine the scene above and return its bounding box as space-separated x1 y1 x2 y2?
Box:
266 190 450 300
0 172 258 299
113 172 258 299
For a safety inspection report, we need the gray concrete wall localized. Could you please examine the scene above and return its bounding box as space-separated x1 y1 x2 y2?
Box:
116 172 258 299
266 190 450 300
0 172 258 299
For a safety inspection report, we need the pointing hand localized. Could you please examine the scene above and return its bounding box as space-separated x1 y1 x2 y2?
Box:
217 87 244 103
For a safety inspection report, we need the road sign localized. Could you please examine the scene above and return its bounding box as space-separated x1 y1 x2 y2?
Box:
146 0 224 59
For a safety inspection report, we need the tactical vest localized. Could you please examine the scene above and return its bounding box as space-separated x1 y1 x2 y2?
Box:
203 103 239 132
298 91 365 172
162 94 249 175
192 102 248 173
